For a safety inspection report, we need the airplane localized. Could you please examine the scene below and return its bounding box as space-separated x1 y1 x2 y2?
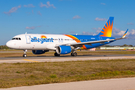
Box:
6 17 128 57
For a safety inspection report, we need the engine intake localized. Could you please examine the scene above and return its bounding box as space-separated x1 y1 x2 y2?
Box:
56 45 72 54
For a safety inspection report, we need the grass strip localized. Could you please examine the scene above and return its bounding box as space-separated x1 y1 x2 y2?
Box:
0 59 135 88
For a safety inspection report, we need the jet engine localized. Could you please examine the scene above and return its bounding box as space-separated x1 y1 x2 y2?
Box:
56 45 72 54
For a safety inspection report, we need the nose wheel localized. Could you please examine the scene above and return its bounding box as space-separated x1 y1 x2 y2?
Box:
23 54 27 57
23 50 27 57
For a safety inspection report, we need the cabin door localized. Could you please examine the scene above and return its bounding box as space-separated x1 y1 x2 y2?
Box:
25 35 31 44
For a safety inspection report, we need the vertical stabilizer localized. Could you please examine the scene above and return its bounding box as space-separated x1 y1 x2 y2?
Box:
97 17 114 37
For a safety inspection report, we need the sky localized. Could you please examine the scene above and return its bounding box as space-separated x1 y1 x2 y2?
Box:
1 0 135 45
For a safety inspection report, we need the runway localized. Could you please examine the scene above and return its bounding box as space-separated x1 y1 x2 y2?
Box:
0 54 135 63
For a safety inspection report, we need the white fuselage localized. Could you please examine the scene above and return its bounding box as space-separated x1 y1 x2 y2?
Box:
6 34 77 50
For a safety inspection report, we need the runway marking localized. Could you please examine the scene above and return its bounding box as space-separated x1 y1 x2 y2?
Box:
23 59 39 62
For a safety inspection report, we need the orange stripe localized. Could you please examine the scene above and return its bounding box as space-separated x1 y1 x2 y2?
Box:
65 35 80 42
83 45 87 49
65 35 87 49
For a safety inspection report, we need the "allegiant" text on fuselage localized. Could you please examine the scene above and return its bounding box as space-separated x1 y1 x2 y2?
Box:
31 37 53 44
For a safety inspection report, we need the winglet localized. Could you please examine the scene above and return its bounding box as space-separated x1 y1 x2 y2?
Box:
122 29 128 38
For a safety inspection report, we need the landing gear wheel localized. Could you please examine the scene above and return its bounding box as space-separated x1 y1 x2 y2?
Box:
71 52 77 56
54 53 60 56
23 54 27 57
23 50 27 58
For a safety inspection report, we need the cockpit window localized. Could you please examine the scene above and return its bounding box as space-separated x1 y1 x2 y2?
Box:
12 38 15 40
12 37 21 40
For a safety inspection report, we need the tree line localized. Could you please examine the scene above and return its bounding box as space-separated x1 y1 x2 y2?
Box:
0 45 9 49
103 44 134 47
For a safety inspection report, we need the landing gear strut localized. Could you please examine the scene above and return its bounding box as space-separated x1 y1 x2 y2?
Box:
71 52 77 56
23 50 27 57
54 52 60 56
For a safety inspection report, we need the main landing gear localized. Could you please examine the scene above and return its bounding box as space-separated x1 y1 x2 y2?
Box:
54 52 60 56
71 52 77 56
23 50 27 57
54 52 77 57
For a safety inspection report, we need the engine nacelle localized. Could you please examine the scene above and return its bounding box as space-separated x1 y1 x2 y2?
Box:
32 50 49 54
56 45 72 54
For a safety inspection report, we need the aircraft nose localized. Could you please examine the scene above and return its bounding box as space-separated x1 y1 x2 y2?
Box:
6 41 11 47
6 41 14 48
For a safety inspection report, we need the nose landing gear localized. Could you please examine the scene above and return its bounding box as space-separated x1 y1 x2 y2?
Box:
23 50 27 57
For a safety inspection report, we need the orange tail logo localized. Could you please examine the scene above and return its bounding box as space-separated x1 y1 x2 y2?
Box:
98 17 114 37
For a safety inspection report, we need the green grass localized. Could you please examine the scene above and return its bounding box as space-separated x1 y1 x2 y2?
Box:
1 59 135 88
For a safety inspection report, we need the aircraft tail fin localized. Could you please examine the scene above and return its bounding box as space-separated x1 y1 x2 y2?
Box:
97 17 114 37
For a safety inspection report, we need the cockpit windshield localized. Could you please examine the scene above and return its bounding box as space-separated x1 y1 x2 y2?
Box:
12 37 21 40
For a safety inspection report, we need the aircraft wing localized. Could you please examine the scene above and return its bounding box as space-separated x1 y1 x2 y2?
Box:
63 29 128 47
55 39 116 48
115 29 128 40
64 37 125 47
64 39 115 47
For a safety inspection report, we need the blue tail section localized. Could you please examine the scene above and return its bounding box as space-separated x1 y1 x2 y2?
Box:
97 17 114 37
